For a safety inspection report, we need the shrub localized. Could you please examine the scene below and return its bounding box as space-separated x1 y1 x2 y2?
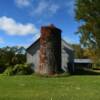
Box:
13 64 33 75
3 64 33 76
3 67 14 76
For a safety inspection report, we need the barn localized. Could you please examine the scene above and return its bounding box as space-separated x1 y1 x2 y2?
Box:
26 25 74 74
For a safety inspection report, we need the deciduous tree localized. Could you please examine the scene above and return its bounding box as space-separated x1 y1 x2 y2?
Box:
75 0 100 58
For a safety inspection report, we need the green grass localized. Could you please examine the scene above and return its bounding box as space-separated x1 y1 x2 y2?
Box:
0 75 100 100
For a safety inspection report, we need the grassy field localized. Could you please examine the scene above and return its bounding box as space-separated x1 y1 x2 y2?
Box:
0 75 100 100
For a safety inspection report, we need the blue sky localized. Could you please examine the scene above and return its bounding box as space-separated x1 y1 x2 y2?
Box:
0 0 80 48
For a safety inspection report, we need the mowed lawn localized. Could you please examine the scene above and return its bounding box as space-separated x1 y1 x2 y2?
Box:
0 75 100 100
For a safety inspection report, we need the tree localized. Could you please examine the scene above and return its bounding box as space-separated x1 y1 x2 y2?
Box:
72 44 84 58
75 0 100 58
83 48 97 60
0 46 26 73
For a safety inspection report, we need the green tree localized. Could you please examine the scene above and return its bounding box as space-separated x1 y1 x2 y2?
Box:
72 44 84 58
0 46 26 73
75 0 100 57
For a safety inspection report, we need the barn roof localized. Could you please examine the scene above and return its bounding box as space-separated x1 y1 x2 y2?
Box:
26 38 74 51
26 38 40 51
62 39 74 51
74 59 93 63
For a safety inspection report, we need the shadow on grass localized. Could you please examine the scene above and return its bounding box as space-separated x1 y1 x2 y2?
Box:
72 69 100 75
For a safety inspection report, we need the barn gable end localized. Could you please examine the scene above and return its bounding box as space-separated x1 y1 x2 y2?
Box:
26 38 74 73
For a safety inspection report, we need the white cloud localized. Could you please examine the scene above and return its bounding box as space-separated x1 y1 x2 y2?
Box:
0 16 38 36
0 37 4 44
34 1 48 15
15 0 75 18
49 4 60 14
15 0 31 7
32 1 60 16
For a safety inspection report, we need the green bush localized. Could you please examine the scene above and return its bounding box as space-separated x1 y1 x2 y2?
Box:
13 64 33 75
3 64 33 76
3 67 14 76
0 62 9 73
93 59 100 69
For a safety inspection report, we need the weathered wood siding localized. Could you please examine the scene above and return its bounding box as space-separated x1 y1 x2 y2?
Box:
26 41 40 72
26 40 74 72
61 40 74 72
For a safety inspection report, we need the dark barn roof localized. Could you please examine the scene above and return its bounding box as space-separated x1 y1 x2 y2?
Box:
26 38 74 52
26 38 40 52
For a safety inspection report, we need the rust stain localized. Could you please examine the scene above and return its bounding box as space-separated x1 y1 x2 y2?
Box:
39 25 62 75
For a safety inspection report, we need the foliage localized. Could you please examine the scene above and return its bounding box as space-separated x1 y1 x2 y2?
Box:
0 46 33 75
3 64 33 76
0 46 26 73
72 44 98 63
72 44 84 58
13 64 33 75
83 48 97 60
3 67 14 76
75 0 100 58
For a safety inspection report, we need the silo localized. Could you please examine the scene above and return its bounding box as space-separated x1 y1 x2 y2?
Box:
39 24 62 75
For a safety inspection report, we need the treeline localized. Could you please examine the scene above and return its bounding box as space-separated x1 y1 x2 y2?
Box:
0 46 33 75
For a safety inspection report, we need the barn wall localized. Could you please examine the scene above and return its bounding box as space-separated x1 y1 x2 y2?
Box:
26 40 74 72
26 53 33 64
32 50 40 72
61 40 74 72
27 50 40 72
26 42 40 72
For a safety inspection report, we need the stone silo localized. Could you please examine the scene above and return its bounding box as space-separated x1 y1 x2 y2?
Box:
39 24 62 75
